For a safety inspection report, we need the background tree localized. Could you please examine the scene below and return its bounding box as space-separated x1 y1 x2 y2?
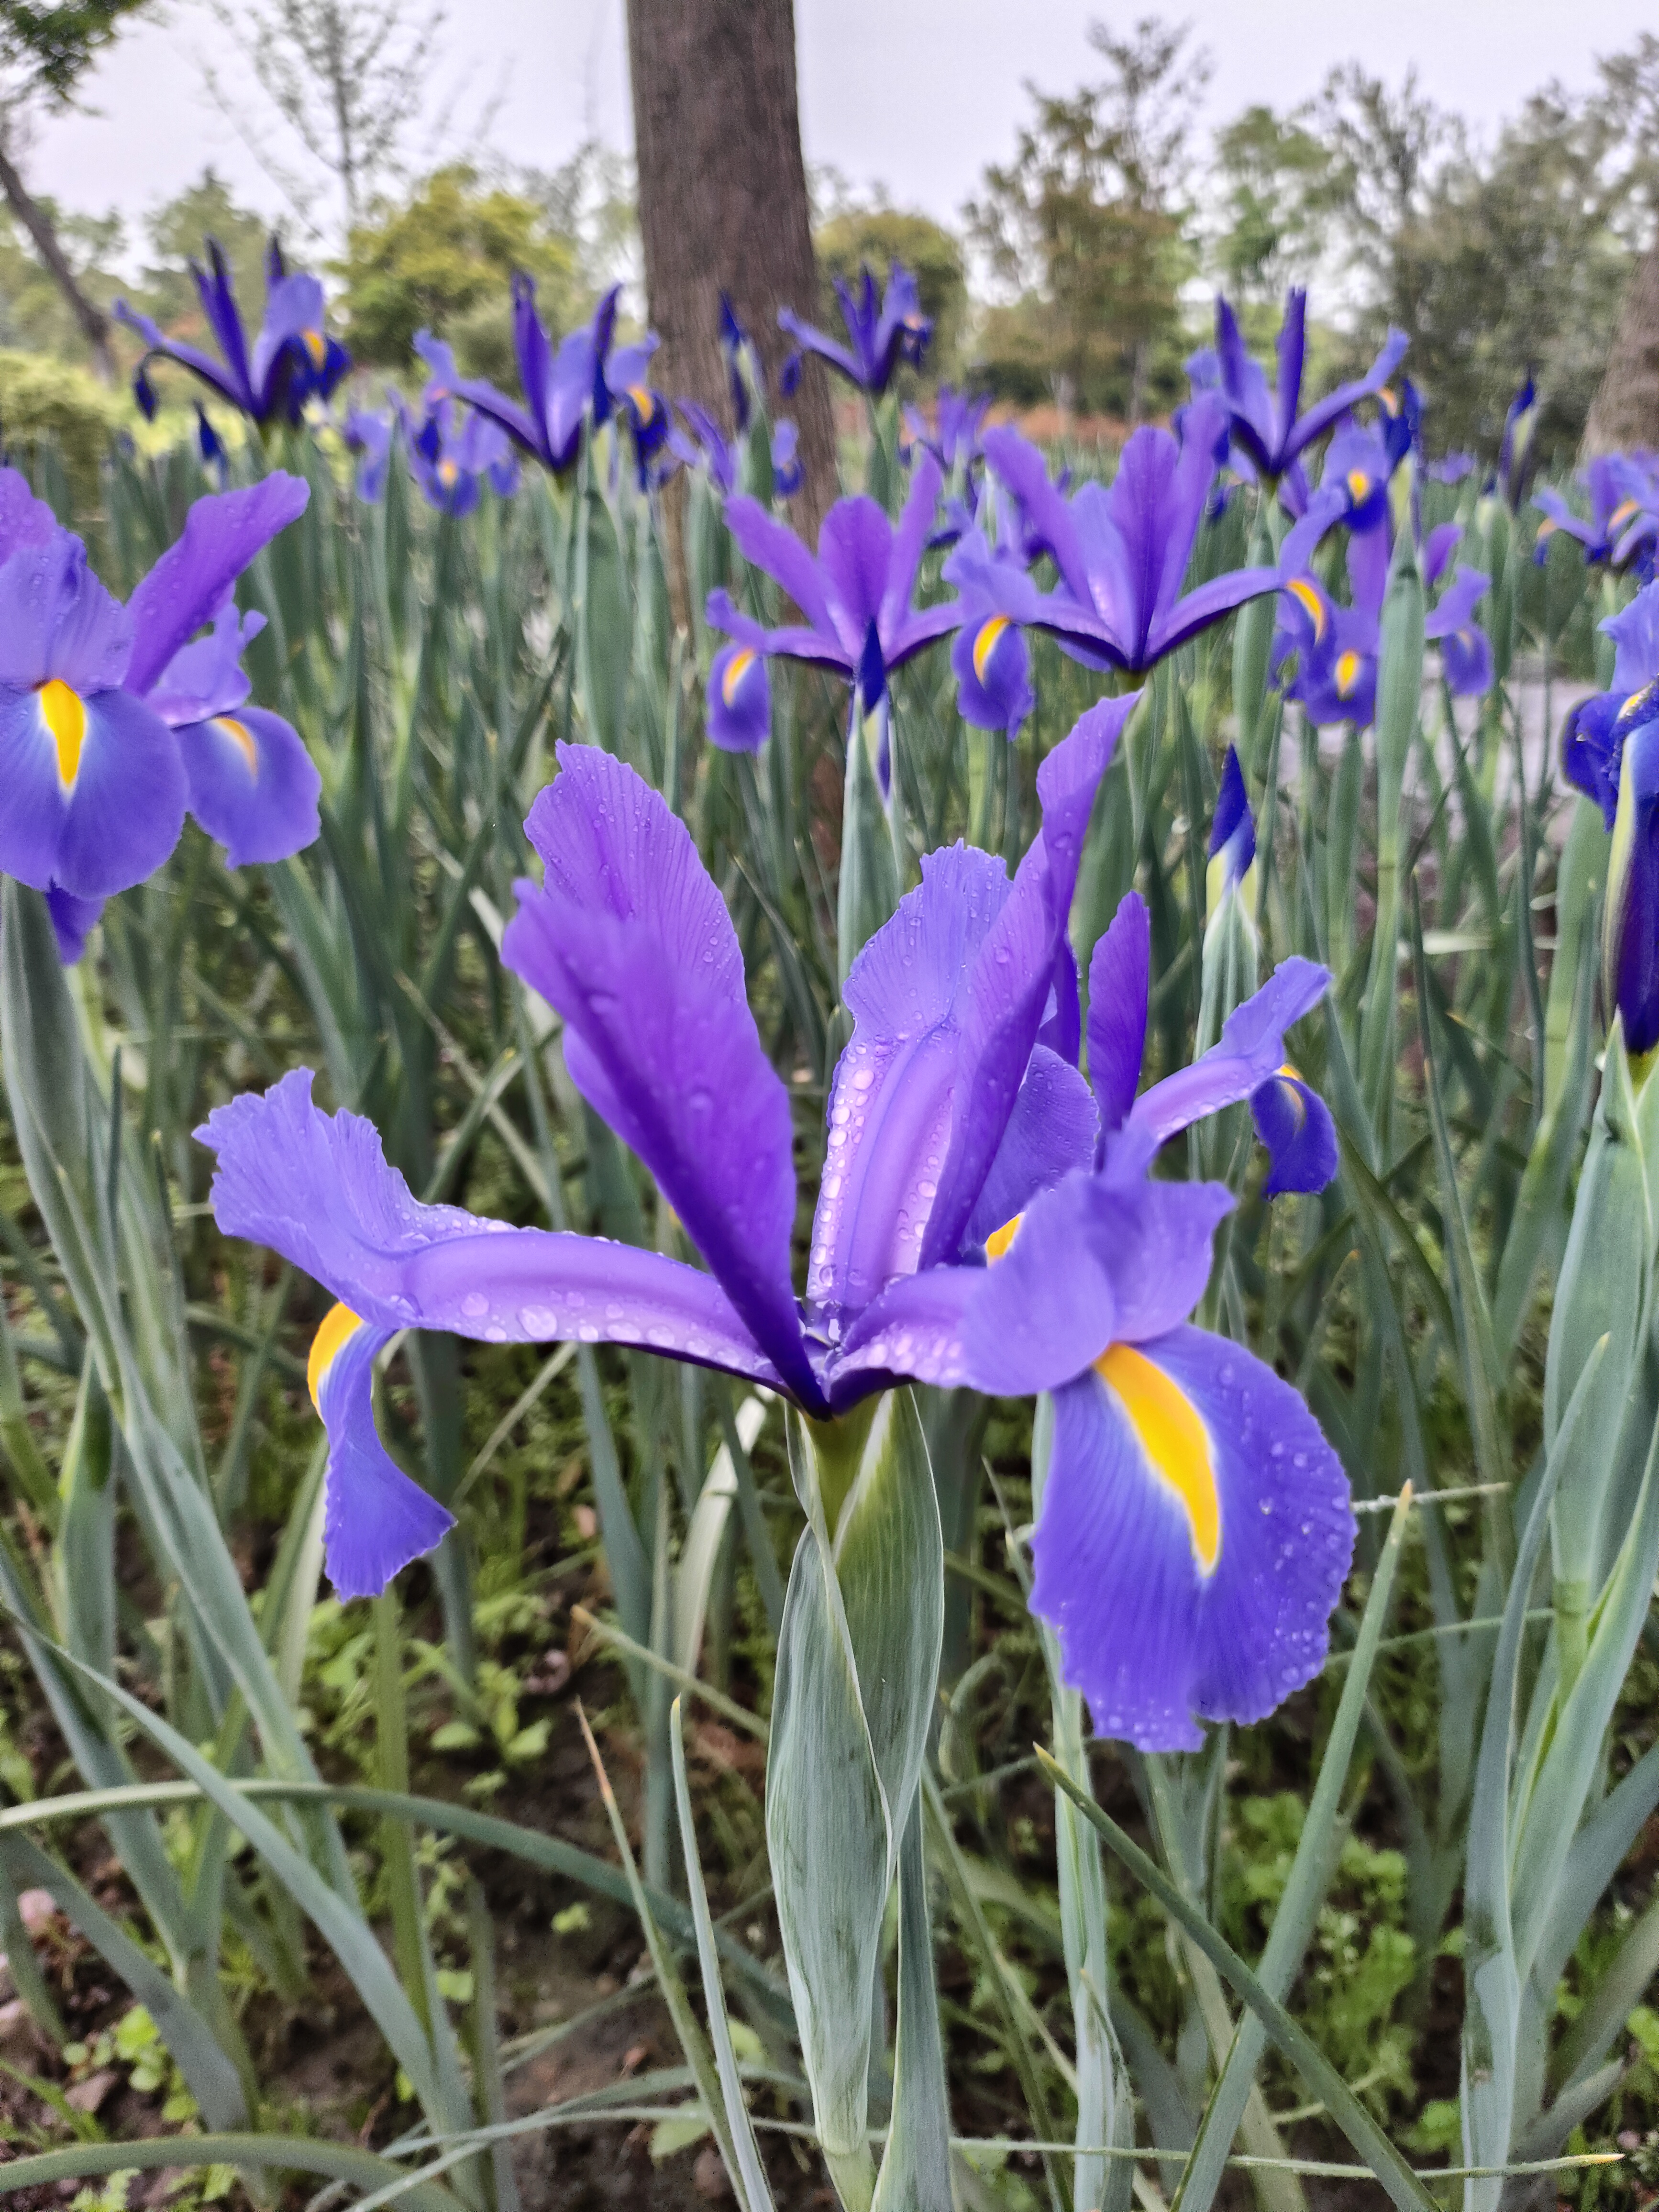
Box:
624 0 836 524
965 15 1209 421
1209 102 1343 305
1585 33 1659 451
0 0 152 379
202 0 495 243
141 167 269 329
337 162 583 377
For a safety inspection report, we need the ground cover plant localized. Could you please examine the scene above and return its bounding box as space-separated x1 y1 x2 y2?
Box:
0 185 1655 2212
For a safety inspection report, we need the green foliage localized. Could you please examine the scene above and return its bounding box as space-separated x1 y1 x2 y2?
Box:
337 161 585 375
138 168 271 336
0 0 152 106
0 347 123 503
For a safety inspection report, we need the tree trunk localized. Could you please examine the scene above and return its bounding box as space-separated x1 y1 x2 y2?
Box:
0 139 114 385
625 0 837 532
1583 245 1659 456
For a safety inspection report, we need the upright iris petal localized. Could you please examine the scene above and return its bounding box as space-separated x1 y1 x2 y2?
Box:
778 261 931 395
1195 288 1408 483
447 280 620 476
1206 745 1256 918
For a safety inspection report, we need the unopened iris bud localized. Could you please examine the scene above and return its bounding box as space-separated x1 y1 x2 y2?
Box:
1206 745 1257 929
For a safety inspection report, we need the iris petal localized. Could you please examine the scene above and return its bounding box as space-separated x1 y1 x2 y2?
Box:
310 1312 456 1600
1030 1325 1354 1750
176 705 321 868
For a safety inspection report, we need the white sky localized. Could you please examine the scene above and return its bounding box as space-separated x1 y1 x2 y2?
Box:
21 0 1657 261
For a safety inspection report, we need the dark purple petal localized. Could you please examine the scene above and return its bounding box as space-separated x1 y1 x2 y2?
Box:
1271 288 1308 459
194 243 254 399
312 1316 456 1600
776 307 866 388
124 476 310 697
964 1046 1098 1245
882 599 964 672
177 705 321 867
249 272 328 411
112 299 249 410
1030 1326 1353 1749
826 1264 981 1399
1251 1073 1339 1196
1086 889 1150 1134
1214 297 1275 472
196 1068 787 1388
504 746 819 1408
879 455 944 640
1607 583 1659 698
47 887 102 964
1562 691 1622 828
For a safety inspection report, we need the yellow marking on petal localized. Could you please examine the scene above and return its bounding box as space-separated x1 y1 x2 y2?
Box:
214 717 259 775
1379 384 1399 414
1274 1065 1307 1128
628 383 656 422
973 614 1011 682
1611 498 1640 530
1279 1061 1301 1081
721 647 757 707
437 458 459 487
1345 468 1374 504
302 328 327 369
1536 517 1558 539
38 679 86 788
1335 649 1363 698
984 1214 1023 1262
1286 577 1327 641
1095 1341 1219 1571
308 1302 364 1410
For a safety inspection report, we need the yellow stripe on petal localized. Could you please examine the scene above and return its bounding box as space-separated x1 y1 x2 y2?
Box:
1286 577 1327 641
215 717 259 775
973 614 1011 682
721 647 757 707
308 1302 364 1410
984 1213 1023 1262
1611 498 1640 531
1345 468 1372 503
1335 649 1362 698
1095 1342 1220 1571
38 679 86 788
303 328 327 369
628 384 656 422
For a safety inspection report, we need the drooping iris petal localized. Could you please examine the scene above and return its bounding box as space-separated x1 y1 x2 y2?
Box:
1250 1071 1340 1196
707 642 771 752
147 599 259 726
196 1068 788 1389
175 705 321 867
965 1046 1098 1246
1606 587 1659 700
310 1311 456 1600
46 887 102 965
951 608 1034 734
0 680 187 899
1439 624 1493 698
123 476 311 698
1563 690 1623 829
503 744 821 1409
1085 889 1150 1138
1124 957 1332 1158
1031 1324 1354 1750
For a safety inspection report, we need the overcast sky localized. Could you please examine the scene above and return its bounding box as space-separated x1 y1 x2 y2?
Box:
22 0 1657 262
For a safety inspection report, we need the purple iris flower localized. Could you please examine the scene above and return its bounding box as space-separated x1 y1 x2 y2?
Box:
195 403 228 488
1534 456 1653 571
379 334 520 516
706 641 771 753
779 262 931 396
903 387 991 477
1188 289 1407 483
447 278 619 476
670 399 738 495
705 453 959 711
197 704 1131 1593
0 470 315 933
342 409 395 503
605 338 673 487
116 237 349 430
1428 452 1476 486
941 526 1035 737
1562 583 1659 1054
999 892 1346 1745
979 395 1286 675
1498 375 1540 514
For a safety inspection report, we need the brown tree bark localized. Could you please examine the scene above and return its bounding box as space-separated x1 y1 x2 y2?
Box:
625 0 837 532
0 138 114 384
1584 245 1659 456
